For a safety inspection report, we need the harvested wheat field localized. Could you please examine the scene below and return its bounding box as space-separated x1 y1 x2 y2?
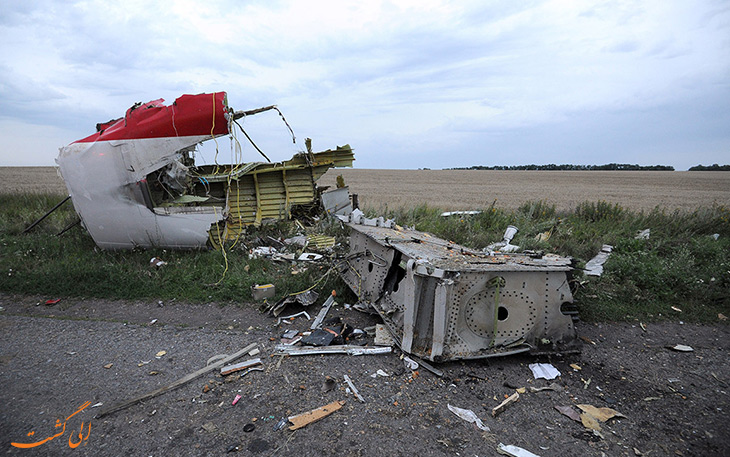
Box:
1 167 728 212
321 169 730 212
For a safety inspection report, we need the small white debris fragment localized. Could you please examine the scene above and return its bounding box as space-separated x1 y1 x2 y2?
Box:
670 344 694 352
403 356 419 371
370 369 390 378
448 404 490 431
149 257 167 268
497 443 542 457
529 363 561 380
635 229 650 240
585 245 613 276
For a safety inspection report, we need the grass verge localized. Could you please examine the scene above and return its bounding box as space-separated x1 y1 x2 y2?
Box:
1 193 728 323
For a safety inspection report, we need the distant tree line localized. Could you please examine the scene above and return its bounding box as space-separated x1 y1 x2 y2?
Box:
688 164 730 171
449 163 675 171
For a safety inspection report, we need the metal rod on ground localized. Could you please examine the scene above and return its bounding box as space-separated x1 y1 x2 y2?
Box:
95 343 257 419
22 195 71 234
56 217 81 236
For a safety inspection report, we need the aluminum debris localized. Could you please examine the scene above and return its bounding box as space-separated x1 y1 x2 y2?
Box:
310 294 337 330
447 404 490 431
337 220 580 362
497 443 542 457
585 244 613 276
343 374 365 403
274 344 392 356
56 92 354 250
220 358 262 376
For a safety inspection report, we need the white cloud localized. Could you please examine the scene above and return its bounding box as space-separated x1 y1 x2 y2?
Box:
0 0 728 169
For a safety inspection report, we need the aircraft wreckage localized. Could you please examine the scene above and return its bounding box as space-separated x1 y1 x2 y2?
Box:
56 91 579 362
337 212 580 362
56 92 354 249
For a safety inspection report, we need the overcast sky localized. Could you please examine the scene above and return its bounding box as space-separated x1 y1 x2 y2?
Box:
1 0 728 170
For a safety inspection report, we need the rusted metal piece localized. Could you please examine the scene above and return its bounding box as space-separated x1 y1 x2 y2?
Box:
337 223 580 362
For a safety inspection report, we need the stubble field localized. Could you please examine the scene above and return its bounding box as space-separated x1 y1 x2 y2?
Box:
1 167 728 212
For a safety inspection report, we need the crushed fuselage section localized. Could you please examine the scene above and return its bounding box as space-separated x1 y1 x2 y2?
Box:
56 92 353 249
338 223 580 362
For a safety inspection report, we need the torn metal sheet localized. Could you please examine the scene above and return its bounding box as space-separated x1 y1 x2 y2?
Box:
270 289 319 317
321 187 353 216
56 92 354 249
497 443 542 457
337 222 580 362
274 344 392 356
585 244 613 276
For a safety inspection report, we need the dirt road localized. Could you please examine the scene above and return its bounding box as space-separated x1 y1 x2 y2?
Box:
1 294 728 456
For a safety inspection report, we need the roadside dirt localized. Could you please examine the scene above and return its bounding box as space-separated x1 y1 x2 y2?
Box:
1 293 727 456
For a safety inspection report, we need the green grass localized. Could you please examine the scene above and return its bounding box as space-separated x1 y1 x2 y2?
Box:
1 193 729 323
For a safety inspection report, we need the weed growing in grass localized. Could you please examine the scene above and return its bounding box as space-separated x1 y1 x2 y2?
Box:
1 194 727 323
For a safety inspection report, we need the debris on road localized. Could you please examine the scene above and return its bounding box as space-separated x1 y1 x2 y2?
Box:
528 363 561 380
576 404 625 422
45 298 61 306
96 343 257 418
529 383 563 393
554 405 582 422
288 400 346 430
322 376 337 392
232 394 241 406
343 374 365 403
447 404 490 431
274 345 392 356
370 369 390 378
276 311 311 326
669 344 694 352
310 292 337 330
373 324 394 346
270 290 319 317
220 358 263 376
239 366 264 378
403 356 419 371
492 392 520 417
497 443 542 457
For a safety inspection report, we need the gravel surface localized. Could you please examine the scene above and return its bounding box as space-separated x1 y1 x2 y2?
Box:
1 294 728 456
